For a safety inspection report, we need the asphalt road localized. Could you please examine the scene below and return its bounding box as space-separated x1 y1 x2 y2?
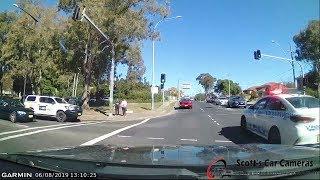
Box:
0 101 267 154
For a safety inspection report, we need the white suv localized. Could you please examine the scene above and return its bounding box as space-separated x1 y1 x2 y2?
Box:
24 95 81 122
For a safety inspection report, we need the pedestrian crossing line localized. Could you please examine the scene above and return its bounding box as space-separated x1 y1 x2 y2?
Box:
216 123 220 126
200 108 205 112
180 138 197 142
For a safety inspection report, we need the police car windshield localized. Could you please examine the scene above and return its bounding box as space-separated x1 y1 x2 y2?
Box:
286 97 320 108
55 98 67 104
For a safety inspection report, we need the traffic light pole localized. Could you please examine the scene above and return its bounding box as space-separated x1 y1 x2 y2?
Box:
80 9 115 112
261 53 305 95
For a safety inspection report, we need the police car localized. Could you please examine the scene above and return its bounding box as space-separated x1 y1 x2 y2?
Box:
24 95 82 122
240 94 319 145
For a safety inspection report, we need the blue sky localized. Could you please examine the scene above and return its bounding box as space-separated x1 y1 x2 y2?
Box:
1 0 319 96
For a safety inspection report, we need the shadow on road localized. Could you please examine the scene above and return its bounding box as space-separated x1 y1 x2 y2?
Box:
218 126 268 144
34 116 80 122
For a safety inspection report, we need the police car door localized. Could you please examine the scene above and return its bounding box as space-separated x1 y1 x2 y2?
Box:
250 98 268 137
264 97 287 138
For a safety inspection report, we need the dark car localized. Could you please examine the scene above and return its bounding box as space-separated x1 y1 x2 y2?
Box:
179 98 193 109
0 97 34 123
65 97 83 116
227 96 247 108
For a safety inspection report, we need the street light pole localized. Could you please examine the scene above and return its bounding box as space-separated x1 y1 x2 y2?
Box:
260 53 305 95
271 40 297 88
151 16 182 110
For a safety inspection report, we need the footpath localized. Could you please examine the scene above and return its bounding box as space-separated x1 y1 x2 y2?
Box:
79 101 176 122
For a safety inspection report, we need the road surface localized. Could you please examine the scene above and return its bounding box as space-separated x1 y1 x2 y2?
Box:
0 101 267 153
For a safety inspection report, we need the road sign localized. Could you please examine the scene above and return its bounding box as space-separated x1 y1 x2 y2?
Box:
151 86 158 94
181 83 191 89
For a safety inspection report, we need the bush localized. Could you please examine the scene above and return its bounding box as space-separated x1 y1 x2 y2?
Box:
306 87 319 98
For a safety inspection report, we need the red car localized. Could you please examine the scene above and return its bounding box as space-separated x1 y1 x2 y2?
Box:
179 98 193 109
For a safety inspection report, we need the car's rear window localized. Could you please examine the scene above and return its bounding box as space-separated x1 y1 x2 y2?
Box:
286 97 320 108
26 96 36 101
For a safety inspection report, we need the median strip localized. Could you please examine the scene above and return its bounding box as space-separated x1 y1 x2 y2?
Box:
80 118 151 146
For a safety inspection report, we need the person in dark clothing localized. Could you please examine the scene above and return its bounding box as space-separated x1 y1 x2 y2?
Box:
114 99 120 115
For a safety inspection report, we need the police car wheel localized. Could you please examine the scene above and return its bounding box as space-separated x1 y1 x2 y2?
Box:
9 112 17 123
56 111 67 122
268 127 281 144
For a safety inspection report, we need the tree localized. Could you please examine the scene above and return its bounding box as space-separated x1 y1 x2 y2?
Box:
0 12 16 95
58 0 169 109
214 79 241 95
293 20 320 96
166 87 182 98
194 93 205 101
1 1 67 96
196 73 216 94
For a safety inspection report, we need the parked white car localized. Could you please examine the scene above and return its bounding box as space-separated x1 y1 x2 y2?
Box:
241 94 319 145
24 95 81 122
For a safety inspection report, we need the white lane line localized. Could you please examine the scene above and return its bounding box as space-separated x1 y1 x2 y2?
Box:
215 113 241 115
200 108 204 112
147 137 165 140
0 122 87 136
81 118 151 146
0 121 107 142
215 140 232 143
180 138 197 142
216 123 220 125
117 135 132 138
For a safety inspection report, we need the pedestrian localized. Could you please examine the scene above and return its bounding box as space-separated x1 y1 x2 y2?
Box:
114 99 120 115
120 99 128 116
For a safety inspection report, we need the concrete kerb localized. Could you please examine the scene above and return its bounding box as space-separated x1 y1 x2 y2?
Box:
80 101 177 122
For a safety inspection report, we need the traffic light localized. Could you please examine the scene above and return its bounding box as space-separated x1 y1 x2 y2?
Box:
72 5 81 21
161 73 166 83
160 83 164 89
303 77 308 86
254 50 261 60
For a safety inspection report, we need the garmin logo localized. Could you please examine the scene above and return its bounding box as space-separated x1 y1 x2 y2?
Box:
1 172 32 178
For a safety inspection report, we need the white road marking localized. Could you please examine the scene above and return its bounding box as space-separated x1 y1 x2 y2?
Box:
215 140 232 143
117 135 132 138
0 122 87 136
180 138 197 142
216 123 220 125
147 137 165 140
81 118 151 146
0 121 107 142
213 121 217 123
207 115 211 118
15 124 29 128
215 113 241 115
200 108 204 112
